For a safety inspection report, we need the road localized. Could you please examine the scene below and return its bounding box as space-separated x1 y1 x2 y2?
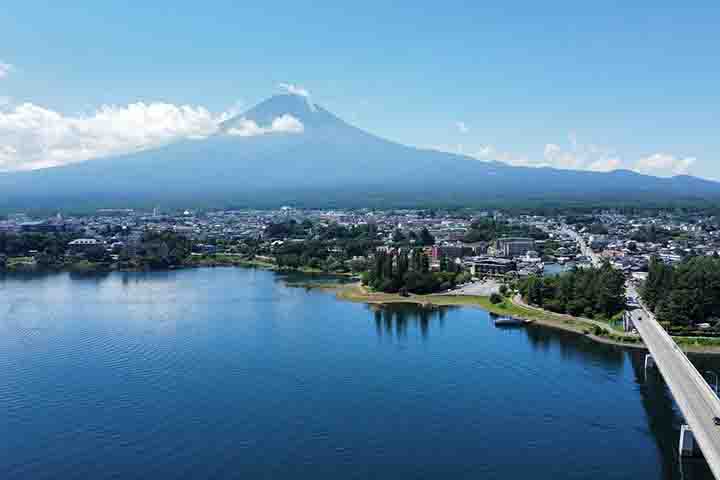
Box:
564 225 720 475
628 284 720 477
561 227 601 267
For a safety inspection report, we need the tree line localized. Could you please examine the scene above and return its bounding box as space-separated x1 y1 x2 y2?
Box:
362 249 470 295
518 262 626 319
462 218 548 243
643 255 720 326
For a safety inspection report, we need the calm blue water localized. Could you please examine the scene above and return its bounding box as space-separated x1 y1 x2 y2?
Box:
0 268 715 479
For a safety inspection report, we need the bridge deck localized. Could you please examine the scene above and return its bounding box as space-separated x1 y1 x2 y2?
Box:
630 302 720 478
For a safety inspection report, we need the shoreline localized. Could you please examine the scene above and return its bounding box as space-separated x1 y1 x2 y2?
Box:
5 263 719 356
0 256 357 277
330 283 720 355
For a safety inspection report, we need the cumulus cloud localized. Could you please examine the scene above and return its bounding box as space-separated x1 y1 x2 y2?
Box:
456 121 469 134
474 144 534 166
588 157 622 172
0 101 304 172
431 133 696 177
0 61 14 79
541 137 623 172
227 114 304 137
635 153 696 177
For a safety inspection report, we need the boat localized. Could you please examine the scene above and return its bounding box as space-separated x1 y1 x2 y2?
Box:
493 316 527 327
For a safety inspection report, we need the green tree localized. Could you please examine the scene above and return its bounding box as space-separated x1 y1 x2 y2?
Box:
419 227 435 246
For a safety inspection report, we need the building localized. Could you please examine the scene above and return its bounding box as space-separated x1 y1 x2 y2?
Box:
496 237 535 258
68 238 100 248
68 238 101 253
589 235 611 250
465 257 516 276
430 244 471 260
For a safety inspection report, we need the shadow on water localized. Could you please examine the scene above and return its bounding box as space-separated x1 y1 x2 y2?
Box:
275 271 356 287
369 303 454 340
629 349 716 479
523 323 626 372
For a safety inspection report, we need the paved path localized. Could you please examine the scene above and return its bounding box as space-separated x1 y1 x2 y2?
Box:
512 295 636 335
442 280 500 296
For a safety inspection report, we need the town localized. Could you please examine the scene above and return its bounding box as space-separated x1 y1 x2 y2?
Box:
2 207 717 280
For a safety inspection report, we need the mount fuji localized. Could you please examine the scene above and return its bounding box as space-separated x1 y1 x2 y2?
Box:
1 94 718 211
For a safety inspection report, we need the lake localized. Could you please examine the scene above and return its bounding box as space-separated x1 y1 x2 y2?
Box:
0 268 716 479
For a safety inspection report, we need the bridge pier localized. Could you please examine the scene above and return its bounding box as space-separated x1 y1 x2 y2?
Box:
644 353 655 370
679 424 701 457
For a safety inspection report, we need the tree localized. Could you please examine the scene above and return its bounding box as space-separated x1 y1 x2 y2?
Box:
381 252 394 281
396 249 408 280
439 254 448 272
419 227 435 246
490 293 503 304
518 263 625 320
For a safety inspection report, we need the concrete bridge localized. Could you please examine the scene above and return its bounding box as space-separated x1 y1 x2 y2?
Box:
564 225 720 476
627 284 720 478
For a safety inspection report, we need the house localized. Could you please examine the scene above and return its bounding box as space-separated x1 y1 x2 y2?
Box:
68 238 100 252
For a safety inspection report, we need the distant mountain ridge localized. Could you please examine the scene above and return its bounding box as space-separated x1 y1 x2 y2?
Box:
1 94 718 211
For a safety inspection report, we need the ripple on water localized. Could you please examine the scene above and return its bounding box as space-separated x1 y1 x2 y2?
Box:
0 268 715 480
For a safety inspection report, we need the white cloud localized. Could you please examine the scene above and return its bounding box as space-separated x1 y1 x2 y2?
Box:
0 101 303 172
635 153 696 177
541 137 623 172
456 121 469 134
270 114 304 133
279 82 310 98
474 144 534 166
588 157 622 172
227 114 304 137
0 61 14 79
431 133 699 178
543 143 581 169
278 82 316 112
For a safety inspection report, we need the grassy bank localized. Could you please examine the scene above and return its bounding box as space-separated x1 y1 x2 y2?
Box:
332 283 720 354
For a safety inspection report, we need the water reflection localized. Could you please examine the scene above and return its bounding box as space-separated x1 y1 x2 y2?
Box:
629 350 716 479
275 271 356 288
361 300 718 479
5 268 720 480
524 324 625 371
369 303 452 340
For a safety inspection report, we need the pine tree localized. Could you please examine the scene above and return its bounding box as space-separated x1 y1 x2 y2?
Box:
439 254 448 272
420 227 435 246
396 249 408 280
421 252 430 273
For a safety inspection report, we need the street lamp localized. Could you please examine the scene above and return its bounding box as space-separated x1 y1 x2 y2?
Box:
706 370 719 395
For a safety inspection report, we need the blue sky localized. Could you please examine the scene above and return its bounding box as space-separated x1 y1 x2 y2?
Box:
1 2 718 177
